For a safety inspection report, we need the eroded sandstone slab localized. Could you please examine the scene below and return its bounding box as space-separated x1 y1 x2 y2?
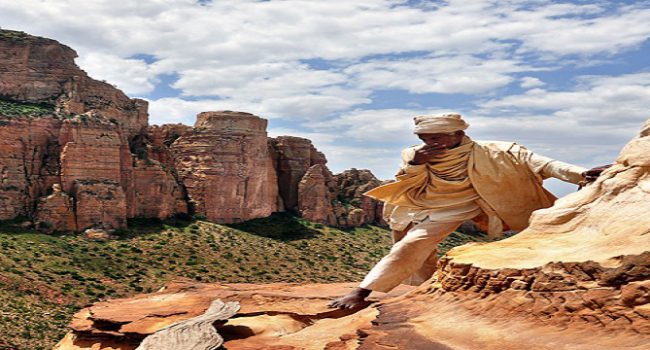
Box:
53 282 413 350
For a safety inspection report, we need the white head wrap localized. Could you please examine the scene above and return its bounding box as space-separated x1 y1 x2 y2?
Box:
413 113 469 134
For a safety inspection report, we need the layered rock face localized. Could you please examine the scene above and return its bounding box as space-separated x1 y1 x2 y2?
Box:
298 166 383 227
0 30 147 137
0 29 383 232
34 184 76 232
0 30 183 231
271 136 327 211
171 111 279 223
54 118 650 349
0 117 61 220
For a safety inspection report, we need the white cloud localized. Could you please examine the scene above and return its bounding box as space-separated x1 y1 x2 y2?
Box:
76 53 158 95
345 55 531 94
480 72 650 127
147 97 226 126
520 76 544 89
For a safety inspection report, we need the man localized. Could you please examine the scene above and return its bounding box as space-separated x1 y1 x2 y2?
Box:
329 113 608 309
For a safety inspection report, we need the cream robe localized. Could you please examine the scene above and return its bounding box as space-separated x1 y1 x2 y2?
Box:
365 139 587 235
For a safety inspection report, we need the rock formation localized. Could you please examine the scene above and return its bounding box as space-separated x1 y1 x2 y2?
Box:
298 166 384 227
271 136 327 211
34 184 76 232
54 118 650 349
0 29 148 137
171 111 279 223
0 29 384 232
53 282 413 350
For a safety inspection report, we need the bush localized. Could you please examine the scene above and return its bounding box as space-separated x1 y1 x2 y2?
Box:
191 214 207 221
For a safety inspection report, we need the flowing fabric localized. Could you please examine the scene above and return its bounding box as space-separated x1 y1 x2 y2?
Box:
366 139 586 236
365 137 478 208
364 137 482 225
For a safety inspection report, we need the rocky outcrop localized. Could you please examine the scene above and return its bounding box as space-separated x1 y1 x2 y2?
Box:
298 166 383 227
72 179 127 230
333 168 383 224
171 111 279 223
55 118 650 349
0 29 147 137
298 164 338 225
132 159 187 219
146 123 192 168
0 116 61 220
271 136 327 211
34 184 76 232
58 118 125 194
0 29 382 232
53 282 413 350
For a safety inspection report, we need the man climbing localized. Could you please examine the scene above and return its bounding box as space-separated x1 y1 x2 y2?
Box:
329 113 609 309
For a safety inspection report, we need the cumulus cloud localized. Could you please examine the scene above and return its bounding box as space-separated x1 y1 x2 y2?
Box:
480 72 650 128
345 55 535 94
76 53 158 95
520 76 545 89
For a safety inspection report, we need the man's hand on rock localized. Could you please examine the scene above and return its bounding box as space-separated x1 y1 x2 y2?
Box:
582 164 613 183
328 287 372 309
409 144 447 165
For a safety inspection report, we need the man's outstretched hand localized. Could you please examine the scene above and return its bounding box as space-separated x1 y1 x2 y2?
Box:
582 164 613 183
328 287 372 309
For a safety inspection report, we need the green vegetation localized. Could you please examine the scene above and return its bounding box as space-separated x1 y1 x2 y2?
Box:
0 99 54 118
0 214 501 349
0 29 33 42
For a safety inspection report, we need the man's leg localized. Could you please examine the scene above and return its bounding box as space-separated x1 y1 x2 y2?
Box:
391 224 439 286
329 220 461 309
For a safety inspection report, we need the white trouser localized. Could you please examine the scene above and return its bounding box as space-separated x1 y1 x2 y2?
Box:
359 220 463 293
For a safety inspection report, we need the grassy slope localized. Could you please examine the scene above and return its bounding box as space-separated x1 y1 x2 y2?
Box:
0 213 500 350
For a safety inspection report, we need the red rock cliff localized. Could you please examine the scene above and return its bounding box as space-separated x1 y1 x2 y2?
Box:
0 29 383 232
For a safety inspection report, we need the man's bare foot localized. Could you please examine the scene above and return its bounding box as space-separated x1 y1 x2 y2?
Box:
328 287 372 309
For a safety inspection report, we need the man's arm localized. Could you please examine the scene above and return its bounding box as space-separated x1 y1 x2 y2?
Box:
512 144 587 184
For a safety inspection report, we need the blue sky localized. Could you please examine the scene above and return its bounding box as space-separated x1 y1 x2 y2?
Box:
1 0 649 196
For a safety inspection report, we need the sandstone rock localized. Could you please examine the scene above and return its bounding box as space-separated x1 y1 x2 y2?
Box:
83 228 113 241
146 124 192 168
298 164 338 226
0 29 147 137
72 180 127 230
333 168 383 224
297 165 385 228
271 136 326 211
0 116 61 219
34 184 76 232
171 111 278 223
132 159 187 219
53 282 413 350
58 118 125 194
